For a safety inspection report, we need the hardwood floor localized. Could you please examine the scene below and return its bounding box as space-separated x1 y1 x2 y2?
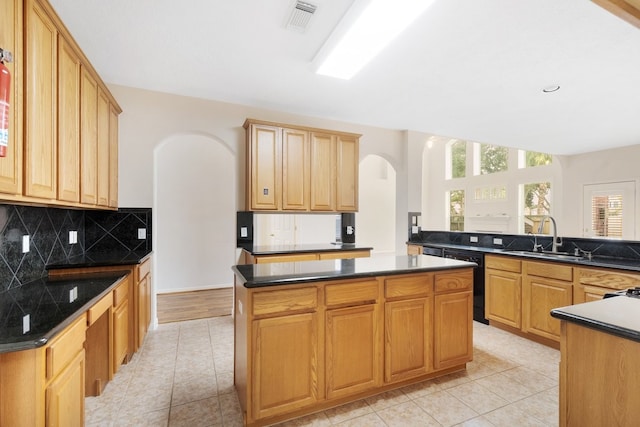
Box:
157 288 233 323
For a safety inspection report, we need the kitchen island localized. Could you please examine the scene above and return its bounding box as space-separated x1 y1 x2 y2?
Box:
232 254 476 427
551 296 640 427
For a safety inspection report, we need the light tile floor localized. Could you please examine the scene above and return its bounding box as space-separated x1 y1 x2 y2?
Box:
86 317 560 427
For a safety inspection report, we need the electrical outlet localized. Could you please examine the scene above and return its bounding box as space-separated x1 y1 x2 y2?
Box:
138 228 147 239
493 238 503 245
240 226 248 238
23 314 30 334
69 286 78 303
470 236 478 243
22 235 30 253
69 230 78 244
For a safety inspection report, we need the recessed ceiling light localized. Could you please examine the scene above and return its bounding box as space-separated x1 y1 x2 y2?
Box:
314 0 436 80
542 85 561 93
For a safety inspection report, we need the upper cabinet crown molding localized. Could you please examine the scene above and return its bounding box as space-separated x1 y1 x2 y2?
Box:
592 0 640 29
243 118 361 213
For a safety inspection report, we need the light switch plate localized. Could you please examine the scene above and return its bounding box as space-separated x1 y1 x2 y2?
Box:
470 236 478 243
240 226 248 238
22 235 30 253
23 314 30 334
493 238 503 245
138 228 147 239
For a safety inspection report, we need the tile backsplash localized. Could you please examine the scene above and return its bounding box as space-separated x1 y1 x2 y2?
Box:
0 205 152 293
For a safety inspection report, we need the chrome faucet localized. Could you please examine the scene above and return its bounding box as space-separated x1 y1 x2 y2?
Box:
538 215 562 252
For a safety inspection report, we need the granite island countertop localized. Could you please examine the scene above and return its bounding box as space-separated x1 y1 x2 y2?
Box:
233 254 476 288
551 296 640 343
0 271 128 353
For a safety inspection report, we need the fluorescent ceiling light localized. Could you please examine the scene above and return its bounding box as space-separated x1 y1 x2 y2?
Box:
314 0 436 80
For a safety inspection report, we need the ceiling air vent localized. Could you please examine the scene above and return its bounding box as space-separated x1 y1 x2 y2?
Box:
286 1 317 32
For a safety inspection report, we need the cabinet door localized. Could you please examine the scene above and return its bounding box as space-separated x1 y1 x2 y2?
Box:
0 0 23 195
281 128 309 210
108 104 119 207
336 135 358 211
248 124 280 210
434 291 473 370
325 304 380 399
251 312 318 420
137 275 150 348
309 132 335 211
96 88 110 206
25 0 57 199
522 275 572 341
385 298 432 383
113 300 129 374
80 67 98 204
485 268 522 328
46 349 85 427
57 36 80 202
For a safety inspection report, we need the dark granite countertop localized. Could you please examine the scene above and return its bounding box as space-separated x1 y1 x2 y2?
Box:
233 254 476 288
238 243 373 256
408 241 640 272
46 250 152 270
0 271 128 353
551 296 640 343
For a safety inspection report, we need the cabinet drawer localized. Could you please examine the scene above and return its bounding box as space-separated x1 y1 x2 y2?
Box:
526 261 572 281
87 292 113 326
577 267 640 290
113 277 129 307
486 255 521 273
325 280 379 307
385 274 433 299
435 270 473 293
46 313 87 380
318 250 370 260
136 257 151 282
252 287 317 317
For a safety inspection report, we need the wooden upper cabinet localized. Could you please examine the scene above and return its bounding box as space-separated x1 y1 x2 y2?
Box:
57 36 81 203
80 67 98 205
309 132 335 211
25 0 58 199
281 128 309 211
593 0 640 29
109 104 119 208
97 88 110 206
336 135 358 211
244 119 360 213
0 0 23 195
248 124 280 210
0 0 120 208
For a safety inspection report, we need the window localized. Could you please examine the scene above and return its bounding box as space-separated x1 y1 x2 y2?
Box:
448 190 465 231
474 186 507 201
522 182 551 234
518 151 552 168
583 182 635 239
477 144 508 175
591 195 623 237
447 140 466 179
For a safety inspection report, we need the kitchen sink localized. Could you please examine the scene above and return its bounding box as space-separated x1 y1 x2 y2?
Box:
503 250 585 261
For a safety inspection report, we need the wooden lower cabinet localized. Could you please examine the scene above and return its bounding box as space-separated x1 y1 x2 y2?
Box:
559 321 640 426
485 256 522 329
45 349 85 427
384 297 431 382
137 275 151 348
434 290 473 369
522 275 572 341
235 269 473 426
113 299 129 373
326 304 381 399
251 313 319 419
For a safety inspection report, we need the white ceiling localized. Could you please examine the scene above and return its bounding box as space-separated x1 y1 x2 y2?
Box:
49 0 640 155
